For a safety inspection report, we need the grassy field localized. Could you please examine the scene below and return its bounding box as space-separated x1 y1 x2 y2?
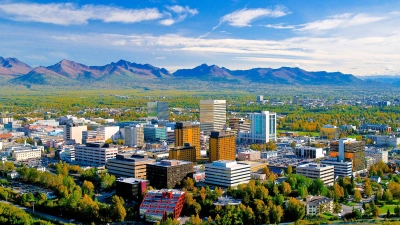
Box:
380 205 397 214
277 129 319 137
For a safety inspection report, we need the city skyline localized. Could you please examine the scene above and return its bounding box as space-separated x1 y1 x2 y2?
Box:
0 0 399 76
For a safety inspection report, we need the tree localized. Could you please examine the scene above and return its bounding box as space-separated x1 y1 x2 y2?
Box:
285 198 305 221
333 202 341 213
291 142 296 149
387 209 391 218
354 189 362 203
182 177 195 191
269 205 283 224
280 181 292 196
298 185 308 199
105 138 113 144
100 172 116 190
364 181 373 197
82 180 95 197
371 205 380 218
287 165 293 175
394 205 400 217
383 189 393 202
111 195 126 222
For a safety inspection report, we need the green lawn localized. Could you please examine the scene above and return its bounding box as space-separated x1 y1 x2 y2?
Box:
380 205 397 214
277 129 319 137
343 201 356 207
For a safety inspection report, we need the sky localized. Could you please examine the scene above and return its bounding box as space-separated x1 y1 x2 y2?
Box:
0 0 400 76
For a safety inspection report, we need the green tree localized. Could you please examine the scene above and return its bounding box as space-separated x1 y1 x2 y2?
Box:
82 180 95 197
285 198 305 221
111 195 126 222
354 189 362 203
287 165 293 175
394 205 400 217
383 189 393 202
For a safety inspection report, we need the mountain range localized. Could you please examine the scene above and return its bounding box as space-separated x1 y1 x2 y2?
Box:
0 56 383 86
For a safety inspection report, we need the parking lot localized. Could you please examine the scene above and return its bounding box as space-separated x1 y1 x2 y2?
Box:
5 181 54 197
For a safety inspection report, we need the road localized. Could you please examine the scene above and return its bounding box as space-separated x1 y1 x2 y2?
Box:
0 200 77 224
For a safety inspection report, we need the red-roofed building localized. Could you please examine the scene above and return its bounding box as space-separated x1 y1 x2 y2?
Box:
139 189 185 222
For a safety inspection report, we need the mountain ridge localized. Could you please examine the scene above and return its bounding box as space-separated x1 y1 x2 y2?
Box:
1 57 368 86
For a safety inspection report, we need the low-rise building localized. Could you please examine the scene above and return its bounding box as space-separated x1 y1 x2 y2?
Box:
168 143 197 162
75 142 118 166
237 150 261 161
205 160 251 187
251 172 266 181
296 163 334 186
321 159 353 178
365 149 388 163
305 196 333 216
261 151 278 159
367 135 400 147
12 148 41 161
116 177 148 201
107 153 155 179
139 190 186 222
293 146 324 159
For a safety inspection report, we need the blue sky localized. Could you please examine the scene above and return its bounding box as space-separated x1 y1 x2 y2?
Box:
0 0 399 75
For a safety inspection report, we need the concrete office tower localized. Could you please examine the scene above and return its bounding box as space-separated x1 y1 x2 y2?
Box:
200 100 226 133
147 102 169 121
174 122 200 157
107 153 155 179
257 95 263 102
75 142 118 166
330 138 365 171
125 124 144 147
296 163 335 186
205 160 251 187
209 131 236 162
63 124 87 144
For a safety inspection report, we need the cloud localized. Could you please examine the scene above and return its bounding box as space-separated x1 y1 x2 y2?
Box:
0 3 163 25
264 23 297 29
297 13 385 31
159 5 198 26
221 6 290 27
166 5 198 16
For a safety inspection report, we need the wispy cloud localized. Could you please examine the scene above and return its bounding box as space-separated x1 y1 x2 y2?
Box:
296 13 385 31
221 6 290 27
198 6 289 38
159 5 198 26
0 2 163 25
264 23 297 29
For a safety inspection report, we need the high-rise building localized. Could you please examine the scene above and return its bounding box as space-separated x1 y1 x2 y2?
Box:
63 124 87 144
146 160 193 189
209 131 236 162
116 178 148 201
256 95 263 102
174 122 200 157
205 160 251 187
330 138 366 171
107 153 155 179
124 124 144 147
147 102 169 121
169 143 197 162
296 163 335 186
238 111 276 143
200 100 226 133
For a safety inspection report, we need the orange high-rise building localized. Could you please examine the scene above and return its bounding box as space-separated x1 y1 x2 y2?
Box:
174 122 201 157
209 131 236 162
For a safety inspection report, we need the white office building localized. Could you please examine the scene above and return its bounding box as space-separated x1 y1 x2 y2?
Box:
296 163 334 186
75 142 118 166
200 100 226 133
12 149 41 161
293 146 324 159
63 124 87 144
124 124 144 147
238 111 276 143
205 160 251 187
321 159 353 178
365 149 388 163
